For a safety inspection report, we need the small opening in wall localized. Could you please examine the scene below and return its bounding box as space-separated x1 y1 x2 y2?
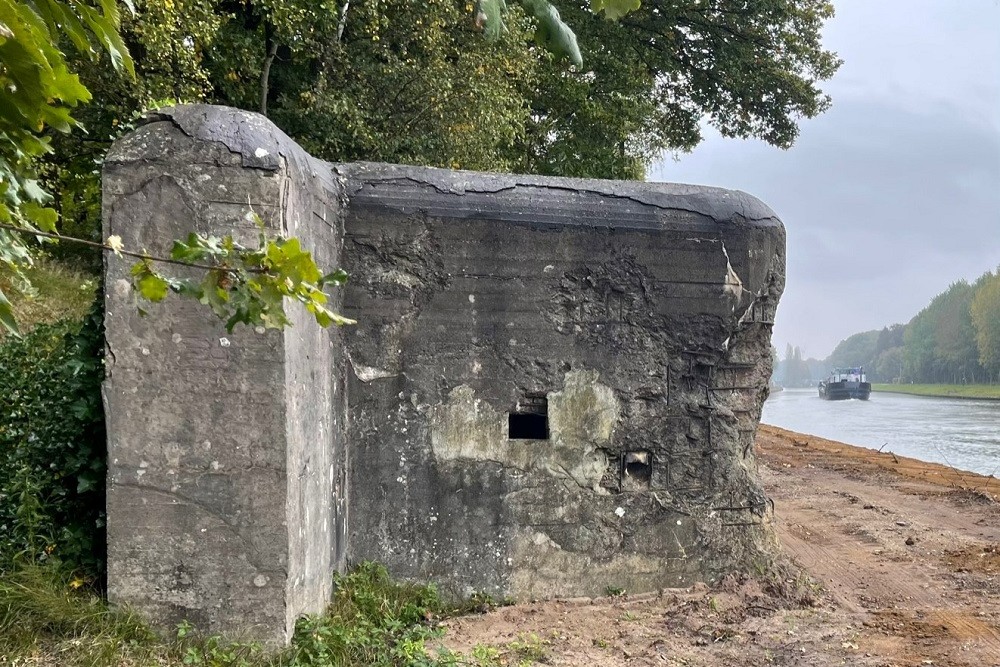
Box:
509 396 549 440
622 451 652 489
509 413 549 440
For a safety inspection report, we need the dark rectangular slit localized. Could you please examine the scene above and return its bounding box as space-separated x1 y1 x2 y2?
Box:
508 413 548 439
508 395 549 440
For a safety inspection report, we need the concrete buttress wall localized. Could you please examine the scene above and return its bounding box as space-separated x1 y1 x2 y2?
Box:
103 105 785 642
103 106 347 643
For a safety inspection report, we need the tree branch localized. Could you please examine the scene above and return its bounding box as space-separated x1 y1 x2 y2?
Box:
0 222 261 274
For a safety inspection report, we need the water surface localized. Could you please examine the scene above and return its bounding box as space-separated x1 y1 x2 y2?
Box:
761 388 1000 476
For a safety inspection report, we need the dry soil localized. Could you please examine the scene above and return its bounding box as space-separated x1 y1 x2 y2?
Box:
437 424 1000 667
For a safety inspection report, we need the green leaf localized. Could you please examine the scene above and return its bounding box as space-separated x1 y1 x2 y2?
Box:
312 304 357 328
130 259 151 276
135 272 169 302
590 0 640 20
522 0 582 67
21 201 58 232
197 270 230 317
77 475 96 493
0 288 19 334
125 214 352 331
34 0 90 54
170 235 209 263
476 0 507 39
22 179 48 203
321 268 349 286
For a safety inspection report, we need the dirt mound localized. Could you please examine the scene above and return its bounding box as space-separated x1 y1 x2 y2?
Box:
944 544 1000 574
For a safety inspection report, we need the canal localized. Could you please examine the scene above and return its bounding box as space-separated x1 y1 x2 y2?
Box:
761 388 1000 477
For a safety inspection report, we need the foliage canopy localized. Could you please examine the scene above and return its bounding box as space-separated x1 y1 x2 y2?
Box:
970 272 1000 376
809 270 1000 386
2 0 841 331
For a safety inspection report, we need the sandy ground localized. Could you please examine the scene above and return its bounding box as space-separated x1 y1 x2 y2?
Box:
437 425 1000 666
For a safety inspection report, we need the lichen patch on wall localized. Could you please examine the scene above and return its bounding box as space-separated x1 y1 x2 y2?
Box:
546 370 620 489
429 370 619 490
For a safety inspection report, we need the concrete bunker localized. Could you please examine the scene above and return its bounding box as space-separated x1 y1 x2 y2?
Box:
102 105 785 644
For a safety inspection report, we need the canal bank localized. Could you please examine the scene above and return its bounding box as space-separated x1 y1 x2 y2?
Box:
758 424 1000 502
762 387 1000 476
872 383 1000 400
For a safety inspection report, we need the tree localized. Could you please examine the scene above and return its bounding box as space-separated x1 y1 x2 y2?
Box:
0 0 132 330
931 281 979 383
875 323 906 354
783 344 811 387
127 0 840 180
873 346 904 384
864 324 906 382
903 281 984 384
971 272 1000 381
511 0 841 178
4 0 840 331
1 0 355 333
42 0 841 248
211 0 539 172
826 330 879 376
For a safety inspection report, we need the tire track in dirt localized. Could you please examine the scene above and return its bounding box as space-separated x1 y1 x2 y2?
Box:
777 507 939 613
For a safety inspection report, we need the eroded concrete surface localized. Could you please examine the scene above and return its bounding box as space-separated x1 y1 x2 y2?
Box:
339 162 785 600
103 105 785 641
103 106 347 644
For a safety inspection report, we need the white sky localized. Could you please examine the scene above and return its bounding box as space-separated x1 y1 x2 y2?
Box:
650 0 1000 359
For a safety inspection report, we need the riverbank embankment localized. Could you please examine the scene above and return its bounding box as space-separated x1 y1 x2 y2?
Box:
760 423 1000 500
872 383 1000 400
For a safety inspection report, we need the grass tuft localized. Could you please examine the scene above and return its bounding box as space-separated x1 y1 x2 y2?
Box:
288 561 447 666
0 259 98 339
0 564 158 666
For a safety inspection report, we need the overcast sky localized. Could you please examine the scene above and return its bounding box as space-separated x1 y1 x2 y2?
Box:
650 0 1000 360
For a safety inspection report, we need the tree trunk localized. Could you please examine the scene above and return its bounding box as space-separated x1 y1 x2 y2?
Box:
337 1 350 42
260 23 278 117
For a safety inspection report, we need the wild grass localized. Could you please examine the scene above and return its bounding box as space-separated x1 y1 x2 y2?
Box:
0 562 514 667
0 259 98 339
288 562 450 666
871 383 1000 400
0 565 160 667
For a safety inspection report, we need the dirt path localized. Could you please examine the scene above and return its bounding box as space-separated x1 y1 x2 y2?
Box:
761 425 1000 666
438 425 1000 667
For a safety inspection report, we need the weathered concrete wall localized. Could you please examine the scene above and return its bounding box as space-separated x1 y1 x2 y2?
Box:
339 163 785 599
103 104 784 640
103 106 347 643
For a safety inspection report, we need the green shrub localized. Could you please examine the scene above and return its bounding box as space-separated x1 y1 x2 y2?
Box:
0 303 105 575
290 562 446 666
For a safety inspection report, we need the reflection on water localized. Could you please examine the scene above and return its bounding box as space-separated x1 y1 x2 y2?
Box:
761 388 1000 477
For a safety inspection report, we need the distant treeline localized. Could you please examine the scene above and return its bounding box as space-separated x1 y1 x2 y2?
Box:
776 268 1000 386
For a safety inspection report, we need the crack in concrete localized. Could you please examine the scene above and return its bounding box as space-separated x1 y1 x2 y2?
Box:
115 482 273 573
345 174 780 224
139 111 285 172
